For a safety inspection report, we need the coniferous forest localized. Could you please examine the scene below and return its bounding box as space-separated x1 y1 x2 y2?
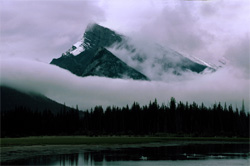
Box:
1 98 249 138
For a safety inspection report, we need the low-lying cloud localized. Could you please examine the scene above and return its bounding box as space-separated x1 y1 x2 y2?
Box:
108 39 203 82
224 35 250 79
1 58 249 111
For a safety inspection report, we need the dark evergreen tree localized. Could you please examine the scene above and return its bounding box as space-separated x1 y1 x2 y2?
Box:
1 97 249 137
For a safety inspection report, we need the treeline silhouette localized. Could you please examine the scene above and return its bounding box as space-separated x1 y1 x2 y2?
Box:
1 98 249 137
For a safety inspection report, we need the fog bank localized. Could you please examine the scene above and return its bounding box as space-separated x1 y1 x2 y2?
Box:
1 58 249 111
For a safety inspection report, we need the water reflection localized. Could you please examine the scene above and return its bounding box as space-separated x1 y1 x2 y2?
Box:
2 144 249 166
52 153 108 166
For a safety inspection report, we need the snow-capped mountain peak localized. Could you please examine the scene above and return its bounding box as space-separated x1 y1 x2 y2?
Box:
51 23 215 81
62 23 122 57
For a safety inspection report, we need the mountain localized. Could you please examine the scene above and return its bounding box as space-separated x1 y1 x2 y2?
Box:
51 47 148 80
0 86 71 114
51 23 212 81
51 23 148 80
81 47 149 79
110 38 213 79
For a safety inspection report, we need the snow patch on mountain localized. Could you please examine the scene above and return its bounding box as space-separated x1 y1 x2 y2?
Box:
62 36 93 56
70 39 85 55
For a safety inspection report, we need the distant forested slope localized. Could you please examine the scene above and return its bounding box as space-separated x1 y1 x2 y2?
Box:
1 97 249 137
1 86 71 114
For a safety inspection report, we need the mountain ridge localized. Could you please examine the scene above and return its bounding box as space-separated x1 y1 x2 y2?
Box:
51 23 149 80
81 47 149 80
51 23 211 81
1 86 72 114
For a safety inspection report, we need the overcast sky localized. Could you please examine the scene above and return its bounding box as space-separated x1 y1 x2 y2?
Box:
1 0 249 63
1 0 249 110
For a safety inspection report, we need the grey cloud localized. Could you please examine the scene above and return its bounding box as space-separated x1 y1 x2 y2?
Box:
132 1 214 61
224 35 250 78
119 0 249 66
1 58 249 111
108 39 203 82
200 4 217 17
0 0 105 62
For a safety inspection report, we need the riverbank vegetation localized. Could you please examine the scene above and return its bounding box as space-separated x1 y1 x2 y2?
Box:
1 98 249 138
1 136 249 147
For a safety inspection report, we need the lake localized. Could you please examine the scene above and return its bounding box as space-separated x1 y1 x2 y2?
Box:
2 143 249 166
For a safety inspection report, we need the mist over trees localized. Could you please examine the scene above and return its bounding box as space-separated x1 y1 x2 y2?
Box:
1 98 249 137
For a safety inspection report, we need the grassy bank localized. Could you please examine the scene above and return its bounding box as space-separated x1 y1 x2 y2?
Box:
1 136 249 147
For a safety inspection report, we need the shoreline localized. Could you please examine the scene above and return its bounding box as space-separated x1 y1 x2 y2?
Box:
1 139 249 163
1 136 249 147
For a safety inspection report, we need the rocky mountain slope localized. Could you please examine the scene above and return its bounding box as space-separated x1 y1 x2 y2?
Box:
51 23 148 80
51 23 212 81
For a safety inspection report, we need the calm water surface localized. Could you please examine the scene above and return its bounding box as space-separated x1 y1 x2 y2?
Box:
2 144 250 166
